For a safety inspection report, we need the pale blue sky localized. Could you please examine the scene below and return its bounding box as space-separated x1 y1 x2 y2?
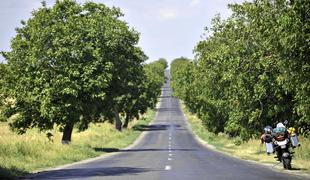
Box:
0 0 245 64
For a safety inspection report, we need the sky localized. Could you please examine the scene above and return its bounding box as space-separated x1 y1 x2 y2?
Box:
0 0 246 64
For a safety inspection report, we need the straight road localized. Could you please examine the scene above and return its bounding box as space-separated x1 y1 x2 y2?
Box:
28 74 307 180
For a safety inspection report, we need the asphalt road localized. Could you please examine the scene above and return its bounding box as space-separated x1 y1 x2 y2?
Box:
28 76 308 180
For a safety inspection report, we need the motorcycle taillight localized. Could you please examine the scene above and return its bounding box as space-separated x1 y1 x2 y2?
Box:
275 136 285 141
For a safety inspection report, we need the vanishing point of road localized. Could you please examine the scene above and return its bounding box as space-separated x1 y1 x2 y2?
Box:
28 74 308 180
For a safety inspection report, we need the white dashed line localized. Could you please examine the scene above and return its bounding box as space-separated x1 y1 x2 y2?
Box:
169 137 172 140
169 153 173 156
168 158 172 161
165 165 172 170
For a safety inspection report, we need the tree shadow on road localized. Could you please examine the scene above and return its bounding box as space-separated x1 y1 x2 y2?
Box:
158 95 171 99
93 147 197 153
155 107 180 112
133 124 182 132
133 124 169 131
288 167 308 171
28 167 153 179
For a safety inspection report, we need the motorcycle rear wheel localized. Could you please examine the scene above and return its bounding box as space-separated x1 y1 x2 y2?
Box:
282 157 292 170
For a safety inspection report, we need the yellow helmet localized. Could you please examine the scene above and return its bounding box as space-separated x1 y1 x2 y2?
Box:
288 127 296 135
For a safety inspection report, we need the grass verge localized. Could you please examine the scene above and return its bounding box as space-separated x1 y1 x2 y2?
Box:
181 103 310 173
0 109 155 179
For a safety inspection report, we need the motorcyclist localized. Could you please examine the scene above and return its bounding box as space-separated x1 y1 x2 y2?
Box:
260 125 274 154
260 126 273 144
272 122 289 161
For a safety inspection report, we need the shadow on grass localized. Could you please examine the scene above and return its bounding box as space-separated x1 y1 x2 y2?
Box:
253 150 266 155
93 148 197 153
0 166 28 180
28 167 153 179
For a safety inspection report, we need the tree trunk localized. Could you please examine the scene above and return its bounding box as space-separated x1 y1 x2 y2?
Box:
61 122 74 144
123 115 130 129
114 105 122 131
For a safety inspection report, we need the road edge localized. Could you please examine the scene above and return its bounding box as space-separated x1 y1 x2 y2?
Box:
179 99 310 179
26 94 163 178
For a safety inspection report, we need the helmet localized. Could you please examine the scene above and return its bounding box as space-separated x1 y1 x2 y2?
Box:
288 127 296 135
264 126 273 134
276 122 285 128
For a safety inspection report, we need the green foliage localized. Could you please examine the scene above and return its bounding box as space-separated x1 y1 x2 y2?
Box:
0 63 7 122
171 0 310 139
233 137 243 146
170 57 193 99
143 59 167 108
157 58 169 69
1 0 160 142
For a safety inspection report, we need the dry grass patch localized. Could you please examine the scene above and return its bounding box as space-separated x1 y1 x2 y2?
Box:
0 109 155 179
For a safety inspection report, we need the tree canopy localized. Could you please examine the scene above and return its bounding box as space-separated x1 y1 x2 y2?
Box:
170 0 310 139
1 0 166 143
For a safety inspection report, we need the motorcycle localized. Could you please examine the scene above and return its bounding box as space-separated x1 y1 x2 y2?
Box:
273 137 292 169
262 125 300 170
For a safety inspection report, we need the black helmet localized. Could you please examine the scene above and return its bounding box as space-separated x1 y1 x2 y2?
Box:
264 126 273 134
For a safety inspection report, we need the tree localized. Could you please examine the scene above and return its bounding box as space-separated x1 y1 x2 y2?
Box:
170 57 193 99
171 0 310 139
144 60 167 105
117 58 167 129
158 58 168 69
0 63 7 121
107 47 147 131
1 0 144 143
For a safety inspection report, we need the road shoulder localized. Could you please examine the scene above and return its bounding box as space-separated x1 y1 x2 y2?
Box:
179 100 310 179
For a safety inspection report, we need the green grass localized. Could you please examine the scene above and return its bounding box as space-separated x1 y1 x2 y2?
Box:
0 109 155 179
182 103 310 173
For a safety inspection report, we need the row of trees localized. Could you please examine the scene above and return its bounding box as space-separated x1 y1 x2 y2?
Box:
0 63 6 121
0 0 166 143
171 0 309 140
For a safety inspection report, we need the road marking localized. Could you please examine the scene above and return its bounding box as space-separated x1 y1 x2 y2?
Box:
168 144 171 147
169 150 172 152
165 165 172 170
169 153 173 156
168 158 172 161
169 137 172 140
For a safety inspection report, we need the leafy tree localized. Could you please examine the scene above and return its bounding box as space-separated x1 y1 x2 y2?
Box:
1 0 144 143
120 59 167 129
144 60 167 104
95 17 147 131
157 58 168 69
170 57 193 100
0 63 7 121
171 0 310 139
